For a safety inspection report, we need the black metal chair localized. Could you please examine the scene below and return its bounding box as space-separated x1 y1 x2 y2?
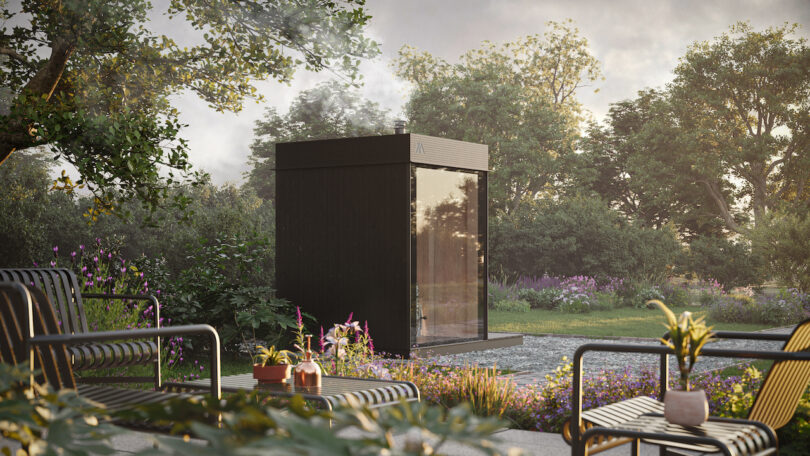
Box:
0 268 165 388
565 320 810 456
0 281 221 410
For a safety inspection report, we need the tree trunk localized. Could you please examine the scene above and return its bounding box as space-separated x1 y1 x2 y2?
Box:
0 37 75 165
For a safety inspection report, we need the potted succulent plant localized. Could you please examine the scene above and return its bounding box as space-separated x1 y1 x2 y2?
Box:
253 345 295 384
651 299 715 426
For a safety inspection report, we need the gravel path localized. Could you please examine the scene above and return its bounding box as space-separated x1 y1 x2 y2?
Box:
423 328 791 387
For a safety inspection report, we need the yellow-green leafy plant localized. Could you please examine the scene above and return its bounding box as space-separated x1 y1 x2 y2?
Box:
254 345 294 367
651 299 715 391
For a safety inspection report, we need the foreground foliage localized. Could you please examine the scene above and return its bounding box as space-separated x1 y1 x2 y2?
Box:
0 363 516 456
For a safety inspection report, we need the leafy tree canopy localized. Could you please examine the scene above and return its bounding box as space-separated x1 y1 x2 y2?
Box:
571 89 727 239
0 0 379 219
394 20 602 215
246 79 391 201
570 22 809 240
668 22 809 234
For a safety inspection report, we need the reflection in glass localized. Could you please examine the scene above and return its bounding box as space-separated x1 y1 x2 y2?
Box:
414 167 481 345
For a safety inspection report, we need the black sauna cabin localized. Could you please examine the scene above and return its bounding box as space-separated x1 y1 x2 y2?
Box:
276 133 488 356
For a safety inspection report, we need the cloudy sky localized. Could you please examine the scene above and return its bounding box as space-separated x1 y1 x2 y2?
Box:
171 0 810 186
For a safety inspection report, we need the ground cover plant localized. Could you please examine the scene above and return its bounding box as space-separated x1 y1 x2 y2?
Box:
488 274 808 337
0 364 512 456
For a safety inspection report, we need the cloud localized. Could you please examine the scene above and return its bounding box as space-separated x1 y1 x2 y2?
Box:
169 0 810 185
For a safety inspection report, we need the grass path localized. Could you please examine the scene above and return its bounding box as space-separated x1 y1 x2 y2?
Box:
489 306 772 338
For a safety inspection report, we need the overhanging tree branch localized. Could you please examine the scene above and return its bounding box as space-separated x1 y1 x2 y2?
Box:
0 47 36 69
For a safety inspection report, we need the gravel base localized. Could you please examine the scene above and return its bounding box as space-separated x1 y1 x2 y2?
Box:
423 328 791 387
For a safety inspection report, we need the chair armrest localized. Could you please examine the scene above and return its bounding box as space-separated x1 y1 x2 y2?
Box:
664 329 790 343
29 325 221 399
569 342 810 452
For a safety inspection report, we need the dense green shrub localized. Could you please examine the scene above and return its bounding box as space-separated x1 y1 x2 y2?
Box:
492 299 531 312
518 287 560 309
752 211 810 292
660 282 691 307
91 183 275 280
0 150 89 267
557 290 591 313
487 279 518 308
708 289 809 326
155 233 296 350
687 236 765 290
632 285 665 309
693 278 726 307
591 291 618 311
708 293 758 323
490 196 681 281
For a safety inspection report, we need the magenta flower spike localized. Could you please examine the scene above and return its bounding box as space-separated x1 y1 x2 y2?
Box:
319 326 326 352
296 306 303 327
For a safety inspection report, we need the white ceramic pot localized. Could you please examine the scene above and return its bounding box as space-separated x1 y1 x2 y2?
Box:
664 389 709 426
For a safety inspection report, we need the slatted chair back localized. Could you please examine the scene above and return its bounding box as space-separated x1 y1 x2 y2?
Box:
0 269 88 335
0 282 76 389
748 318 810 430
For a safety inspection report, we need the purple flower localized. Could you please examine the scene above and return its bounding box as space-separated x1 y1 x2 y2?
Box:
319 326 326 352
296 306 303 328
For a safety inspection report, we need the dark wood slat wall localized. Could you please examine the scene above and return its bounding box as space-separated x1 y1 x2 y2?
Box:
277 161 411 355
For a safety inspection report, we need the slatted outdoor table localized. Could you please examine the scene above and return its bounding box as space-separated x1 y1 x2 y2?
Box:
181 373 420 411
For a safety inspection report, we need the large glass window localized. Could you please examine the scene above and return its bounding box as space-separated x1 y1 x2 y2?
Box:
412 166 483 346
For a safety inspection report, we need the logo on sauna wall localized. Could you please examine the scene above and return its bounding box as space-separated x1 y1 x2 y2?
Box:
415 142 425 154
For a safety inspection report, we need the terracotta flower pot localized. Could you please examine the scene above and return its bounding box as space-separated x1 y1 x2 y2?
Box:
664 389 709 426
253 364 291 384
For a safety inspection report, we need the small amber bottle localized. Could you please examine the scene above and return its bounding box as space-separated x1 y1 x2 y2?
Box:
293 335 322 390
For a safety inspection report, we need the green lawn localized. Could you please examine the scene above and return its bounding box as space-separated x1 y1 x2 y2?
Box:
489 306 773 338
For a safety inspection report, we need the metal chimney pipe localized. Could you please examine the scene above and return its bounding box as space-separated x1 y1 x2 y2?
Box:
394 120 406 134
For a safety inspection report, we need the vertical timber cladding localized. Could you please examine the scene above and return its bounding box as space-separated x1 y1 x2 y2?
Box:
276 135 412 355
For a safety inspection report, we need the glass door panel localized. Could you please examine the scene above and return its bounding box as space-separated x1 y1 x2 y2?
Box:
413 166 481 345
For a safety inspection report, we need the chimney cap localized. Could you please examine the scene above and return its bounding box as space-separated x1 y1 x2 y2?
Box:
394 120 406 134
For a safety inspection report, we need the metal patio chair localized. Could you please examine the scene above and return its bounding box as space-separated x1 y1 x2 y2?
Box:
0 281 221 412
0 268 173 389
564 319 810 456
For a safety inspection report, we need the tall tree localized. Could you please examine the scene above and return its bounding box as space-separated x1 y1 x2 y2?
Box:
669 22 810 234
394 20 602 215
246 80 391 201
0 0 378 218
571 90 725 239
